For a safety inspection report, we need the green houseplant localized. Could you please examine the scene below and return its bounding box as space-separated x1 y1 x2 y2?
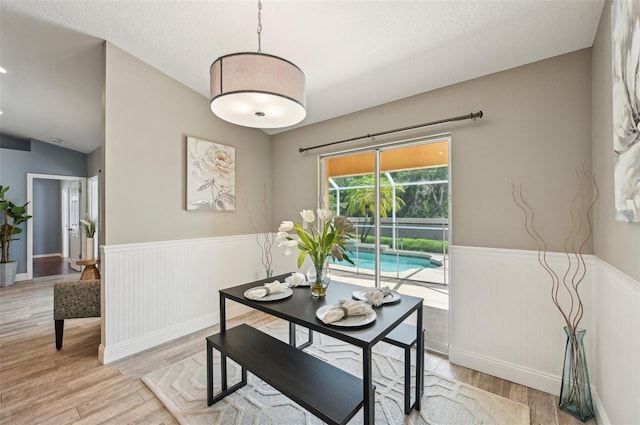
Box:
1 186 33 287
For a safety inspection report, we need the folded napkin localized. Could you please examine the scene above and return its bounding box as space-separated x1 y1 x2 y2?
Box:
361 286 392 307
284 272 306 287
320 299 374 324
245 281 287 300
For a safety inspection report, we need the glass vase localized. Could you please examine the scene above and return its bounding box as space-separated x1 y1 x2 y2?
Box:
559 327 594 421
308 258 330 297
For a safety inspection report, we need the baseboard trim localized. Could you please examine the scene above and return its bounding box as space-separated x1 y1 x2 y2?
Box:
592 389 611 425
15 272 28 282
425 339 449 356
33 253 62 258
99 303 253 364
449 345 560 395
101 313 217 364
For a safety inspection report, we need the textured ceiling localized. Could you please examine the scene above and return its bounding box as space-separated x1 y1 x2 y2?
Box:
0 1 605 153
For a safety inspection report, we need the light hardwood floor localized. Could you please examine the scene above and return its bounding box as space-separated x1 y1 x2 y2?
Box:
0 275 595 425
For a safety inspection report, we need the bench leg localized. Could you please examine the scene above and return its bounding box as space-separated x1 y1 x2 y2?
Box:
206 338 248 406
55 319 64 350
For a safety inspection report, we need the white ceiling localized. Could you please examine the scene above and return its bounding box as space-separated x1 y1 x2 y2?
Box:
0 0 605 154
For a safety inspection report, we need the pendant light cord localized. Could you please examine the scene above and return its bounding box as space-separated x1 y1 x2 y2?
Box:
257 0 263 53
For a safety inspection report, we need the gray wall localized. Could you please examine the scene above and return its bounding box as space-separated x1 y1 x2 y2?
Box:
87 147 102 178
103 43 272 245
0 140 87 272
33 179 61 256
591 1 640 282
273 49 593 255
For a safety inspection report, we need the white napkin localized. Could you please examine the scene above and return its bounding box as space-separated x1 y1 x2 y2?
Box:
245 281 287 300
320 299 374 324
361 286 392 307
284 272 306 287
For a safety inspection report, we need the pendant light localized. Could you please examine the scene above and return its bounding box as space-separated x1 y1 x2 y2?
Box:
210 1 306 129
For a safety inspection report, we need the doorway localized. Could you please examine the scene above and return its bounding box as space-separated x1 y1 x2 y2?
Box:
26 173 88 280
320 136 451 353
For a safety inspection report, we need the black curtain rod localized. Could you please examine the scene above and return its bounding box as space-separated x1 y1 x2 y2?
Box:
298 110 484 153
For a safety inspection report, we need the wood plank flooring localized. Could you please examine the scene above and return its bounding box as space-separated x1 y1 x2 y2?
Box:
33 256 76 278
0 275 596 425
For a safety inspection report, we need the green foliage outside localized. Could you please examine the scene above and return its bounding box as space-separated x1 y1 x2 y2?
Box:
360 235 448 254
329 166 449 219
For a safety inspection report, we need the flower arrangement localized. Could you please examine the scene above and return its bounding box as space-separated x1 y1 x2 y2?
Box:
276 208 355 296
80 219 96 238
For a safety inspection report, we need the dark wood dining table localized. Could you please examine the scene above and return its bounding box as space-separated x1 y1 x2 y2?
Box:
216 273 424 424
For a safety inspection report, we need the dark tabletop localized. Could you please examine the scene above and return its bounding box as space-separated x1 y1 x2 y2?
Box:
219 273 423 348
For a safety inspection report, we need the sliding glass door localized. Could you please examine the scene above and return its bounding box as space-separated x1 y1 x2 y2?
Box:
320 136 450 353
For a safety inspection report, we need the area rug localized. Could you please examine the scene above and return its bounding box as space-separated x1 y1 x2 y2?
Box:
143 321 529 425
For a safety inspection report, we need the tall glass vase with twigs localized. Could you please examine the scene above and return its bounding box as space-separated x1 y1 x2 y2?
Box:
512 168 598 422
248 186 274 278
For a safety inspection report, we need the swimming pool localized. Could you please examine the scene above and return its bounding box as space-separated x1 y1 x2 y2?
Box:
331 251 436 272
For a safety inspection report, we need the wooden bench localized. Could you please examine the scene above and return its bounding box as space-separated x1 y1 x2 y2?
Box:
206 324 364 425
382 323 425 413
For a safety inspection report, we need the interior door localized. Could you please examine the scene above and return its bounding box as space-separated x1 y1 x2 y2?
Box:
67 182 81 271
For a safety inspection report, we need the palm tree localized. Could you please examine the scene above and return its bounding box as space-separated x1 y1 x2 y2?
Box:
344 175 405 242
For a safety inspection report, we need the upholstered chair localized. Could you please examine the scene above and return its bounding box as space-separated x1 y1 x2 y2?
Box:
53 280 101 350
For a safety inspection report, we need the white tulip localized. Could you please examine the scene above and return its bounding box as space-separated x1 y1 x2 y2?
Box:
279 221 294 232
317 208 333 222
283 239 299 255
275 231 289 243
300 209 315 223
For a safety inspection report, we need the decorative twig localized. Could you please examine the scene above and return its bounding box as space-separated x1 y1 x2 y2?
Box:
247 185 273 273
511 169 599 333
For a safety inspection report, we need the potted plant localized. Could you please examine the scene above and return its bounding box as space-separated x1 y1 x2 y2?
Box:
1 186 33 287
80 218 96 260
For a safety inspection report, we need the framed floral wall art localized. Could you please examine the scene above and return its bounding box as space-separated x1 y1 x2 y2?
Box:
186 136 236 211
611 1 639 223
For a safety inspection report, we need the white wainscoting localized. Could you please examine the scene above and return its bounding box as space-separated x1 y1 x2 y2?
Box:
99 234 295 364
450 245 594 395
592 257 640 425
449 245 640 425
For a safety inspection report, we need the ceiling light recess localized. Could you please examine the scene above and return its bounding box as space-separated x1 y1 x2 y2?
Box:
209 1 306 129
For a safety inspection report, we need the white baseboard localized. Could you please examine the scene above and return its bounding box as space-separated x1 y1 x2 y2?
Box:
449 346 561 395
101 312 217 364
99 302 253 364
592 390 611 425
15 272 28 282
33 253 62 258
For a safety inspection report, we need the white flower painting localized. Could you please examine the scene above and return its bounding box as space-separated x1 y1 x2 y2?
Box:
611 1 640 223
186 137 236 211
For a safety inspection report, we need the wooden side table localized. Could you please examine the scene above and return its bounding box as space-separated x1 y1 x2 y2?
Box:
77 259 101 281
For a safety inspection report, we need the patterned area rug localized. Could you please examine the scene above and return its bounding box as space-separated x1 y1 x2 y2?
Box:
143 321 529 425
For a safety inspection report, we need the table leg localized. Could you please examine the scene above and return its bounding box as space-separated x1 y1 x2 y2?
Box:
415 306 424 410
219 292 228 391
289 322 296 347
289 322 314 349
363 346 374 424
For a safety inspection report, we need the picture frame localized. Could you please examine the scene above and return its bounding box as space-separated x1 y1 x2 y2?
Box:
186 136 236 211
611 1 639 223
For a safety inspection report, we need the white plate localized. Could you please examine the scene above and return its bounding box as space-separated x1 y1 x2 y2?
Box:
352 288 401 305
243 287 293 302
316 304 377 327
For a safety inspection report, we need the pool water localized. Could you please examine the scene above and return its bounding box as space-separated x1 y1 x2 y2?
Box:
332 251 436 272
